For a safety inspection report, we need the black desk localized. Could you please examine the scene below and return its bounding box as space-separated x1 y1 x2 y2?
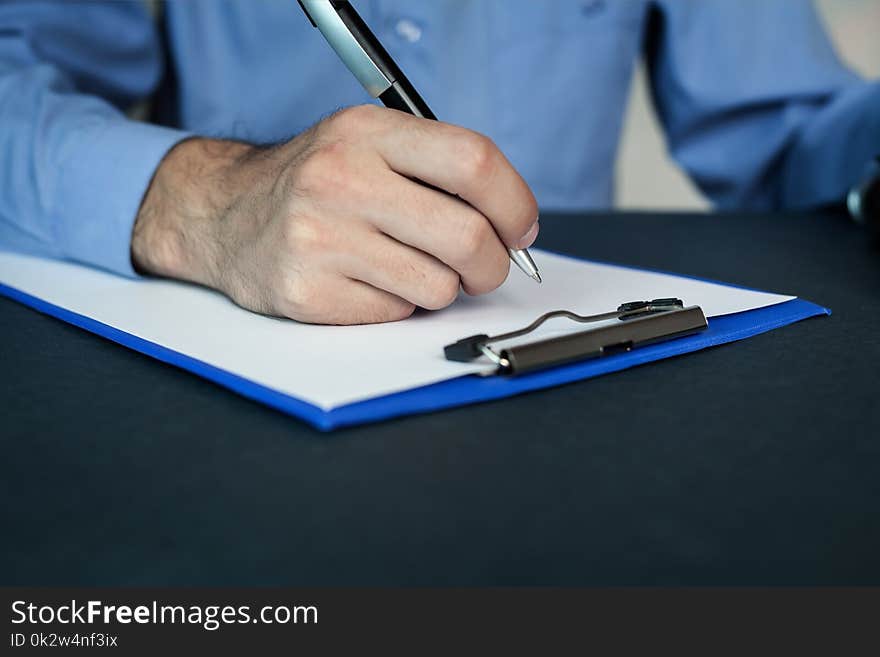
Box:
2 212 879 585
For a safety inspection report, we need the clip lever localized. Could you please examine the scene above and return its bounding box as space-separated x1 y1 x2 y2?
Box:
618 298 683 318
444 334 491 363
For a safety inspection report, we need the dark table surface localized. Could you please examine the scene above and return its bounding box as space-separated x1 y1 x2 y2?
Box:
2 211 879 586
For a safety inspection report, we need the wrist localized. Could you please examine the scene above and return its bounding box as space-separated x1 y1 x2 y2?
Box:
131 137 254 287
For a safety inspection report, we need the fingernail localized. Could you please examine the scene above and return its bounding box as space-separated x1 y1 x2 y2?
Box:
517 221 540 250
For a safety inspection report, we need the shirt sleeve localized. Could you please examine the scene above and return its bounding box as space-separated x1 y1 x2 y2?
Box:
647 0 880 211
0 0 191 277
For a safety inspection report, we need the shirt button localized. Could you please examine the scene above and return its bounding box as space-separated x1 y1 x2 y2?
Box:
394 18 423 44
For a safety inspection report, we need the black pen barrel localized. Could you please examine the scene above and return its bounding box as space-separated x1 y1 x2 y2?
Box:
333 2 437 119
379 81 437 120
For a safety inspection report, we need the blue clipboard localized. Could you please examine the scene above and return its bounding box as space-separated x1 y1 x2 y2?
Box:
0 257 830 431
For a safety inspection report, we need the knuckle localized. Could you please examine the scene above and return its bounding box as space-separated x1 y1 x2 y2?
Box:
325 104 380 137
283 214 330 255
456 215 493 260
457 132 498 183
421 269 461 310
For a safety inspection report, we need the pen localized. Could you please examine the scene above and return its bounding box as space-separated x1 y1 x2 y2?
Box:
296 0 542 284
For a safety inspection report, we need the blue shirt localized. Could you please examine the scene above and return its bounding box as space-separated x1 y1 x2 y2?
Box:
1 0 878 276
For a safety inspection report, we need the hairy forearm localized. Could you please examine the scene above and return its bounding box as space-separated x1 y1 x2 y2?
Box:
130 137 255 287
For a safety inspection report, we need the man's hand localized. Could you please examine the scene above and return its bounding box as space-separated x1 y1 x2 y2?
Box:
131 105 539 325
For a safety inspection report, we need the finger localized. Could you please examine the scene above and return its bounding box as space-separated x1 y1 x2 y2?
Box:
339 230 463 311
358 175 510 296
334 279 416 325
284 273 415 326
369 111 540 249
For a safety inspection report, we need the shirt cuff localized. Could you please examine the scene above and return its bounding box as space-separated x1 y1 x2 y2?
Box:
52 119 192 277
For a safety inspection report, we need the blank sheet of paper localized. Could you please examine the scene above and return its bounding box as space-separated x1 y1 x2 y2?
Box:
0 250 793 410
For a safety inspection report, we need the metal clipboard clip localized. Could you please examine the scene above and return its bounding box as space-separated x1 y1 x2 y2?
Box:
444 298 708 376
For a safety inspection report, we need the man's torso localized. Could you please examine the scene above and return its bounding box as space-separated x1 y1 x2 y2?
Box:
160 0 650 209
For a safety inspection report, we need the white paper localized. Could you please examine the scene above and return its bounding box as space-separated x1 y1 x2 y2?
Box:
0 250 794 410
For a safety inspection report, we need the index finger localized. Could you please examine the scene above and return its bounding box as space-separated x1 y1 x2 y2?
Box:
370 111 540 249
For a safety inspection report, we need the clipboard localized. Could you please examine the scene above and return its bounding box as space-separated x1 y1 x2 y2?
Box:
0 250 830 431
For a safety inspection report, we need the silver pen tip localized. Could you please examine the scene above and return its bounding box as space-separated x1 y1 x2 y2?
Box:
508 247 541 284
